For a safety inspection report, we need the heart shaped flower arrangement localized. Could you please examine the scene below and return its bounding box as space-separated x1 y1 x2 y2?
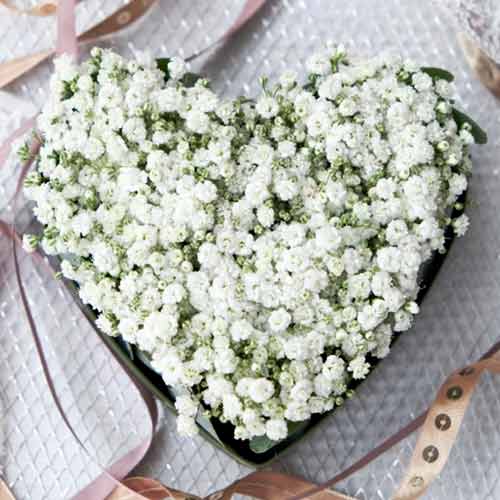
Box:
23 45 484 452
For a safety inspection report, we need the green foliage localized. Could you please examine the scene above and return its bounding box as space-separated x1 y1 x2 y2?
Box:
249 420 310 454
452 108 488 144
421 66 454 82
156 58 171 81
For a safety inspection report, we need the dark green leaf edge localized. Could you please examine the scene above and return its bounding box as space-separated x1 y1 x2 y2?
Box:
249 420 310 454
421 66 454 82
452 107 488 145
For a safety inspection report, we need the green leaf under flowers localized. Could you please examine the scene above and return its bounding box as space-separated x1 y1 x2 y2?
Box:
156 58 171 81
452 108 488 144
249 420 310 454
421 66 455 82
156 58 201 89
249 434 276 453
181 72 202 88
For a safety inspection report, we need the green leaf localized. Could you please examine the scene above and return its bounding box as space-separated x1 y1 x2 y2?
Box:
421 66 454 82
249 435 277 454
181 72 202 88
156 58 201 88
156 58 171 81
249 420 310 454
452 108 488 144
287 420 309 435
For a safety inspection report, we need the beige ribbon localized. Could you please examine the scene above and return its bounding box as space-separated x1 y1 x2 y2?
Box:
0 0 57 16
0 479 16 500
459 33 500 99
0 0 157 89
393 352 500 499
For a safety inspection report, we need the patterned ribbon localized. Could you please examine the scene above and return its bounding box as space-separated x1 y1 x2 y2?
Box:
0 0 57 16
1 2 500 500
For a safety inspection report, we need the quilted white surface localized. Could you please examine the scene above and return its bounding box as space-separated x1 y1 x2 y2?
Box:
1 1 500 499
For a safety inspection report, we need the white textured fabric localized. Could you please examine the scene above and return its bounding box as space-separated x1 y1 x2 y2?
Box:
1 1 500 499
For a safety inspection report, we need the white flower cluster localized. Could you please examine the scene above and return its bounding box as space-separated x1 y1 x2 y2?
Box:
24 46 475 443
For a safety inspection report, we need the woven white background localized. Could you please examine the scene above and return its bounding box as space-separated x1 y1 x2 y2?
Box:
1 1 500 499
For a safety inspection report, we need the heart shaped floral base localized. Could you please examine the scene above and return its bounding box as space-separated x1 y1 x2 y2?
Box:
63 201 462 466
25 45 484 465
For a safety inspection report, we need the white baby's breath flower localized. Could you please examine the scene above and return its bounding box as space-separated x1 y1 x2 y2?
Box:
249 378 275 403
268 308 291 333
453 214 469 237
26 47 476 443
256 95 279 118
266 419 288 441
22 234 38 253
168 57 187 80
176 415 198 437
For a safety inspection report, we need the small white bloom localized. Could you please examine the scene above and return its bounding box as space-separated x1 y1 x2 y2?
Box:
22 234 38 253
266 418 288 441
453 214 469 237
176 415 198 437
168 57 187 79
256 95 279 118
175 395 198 417
268 308 291 333
163 283 185 305
322 355 345 381
249 378 275 403
306 52 331 75
315 225 342 252
194 180 217 203
348 356 370 379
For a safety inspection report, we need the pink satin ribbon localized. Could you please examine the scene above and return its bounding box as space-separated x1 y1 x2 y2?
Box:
55 0 77 56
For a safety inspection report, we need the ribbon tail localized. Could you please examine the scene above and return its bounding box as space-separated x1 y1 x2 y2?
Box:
78 0 157 45
213 471 354 500
56 0 77 56
0 479 16 500
105 477 194 500
0 50 53 89
71 441 157 500
458 33 500 99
